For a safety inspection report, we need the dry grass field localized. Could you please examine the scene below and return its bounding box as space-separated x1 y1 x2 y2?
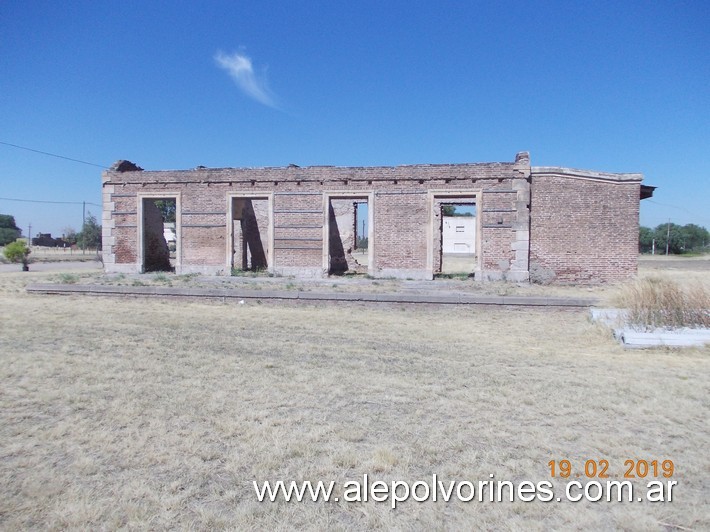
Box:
1 260 709 530
0 245 101 264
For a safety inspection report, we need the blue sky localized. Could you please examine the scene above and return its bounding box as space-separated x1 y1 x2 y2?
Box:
1 0 708 237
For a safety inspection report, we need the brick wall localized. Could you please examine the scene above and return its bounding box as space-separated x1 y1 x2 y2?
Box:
102 155 530 280
529 169 641 283
102 154 644 283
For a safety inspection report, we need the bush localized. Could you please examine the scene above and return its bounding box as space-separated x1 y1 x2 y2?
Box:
616 277 710 330
3 240 31 270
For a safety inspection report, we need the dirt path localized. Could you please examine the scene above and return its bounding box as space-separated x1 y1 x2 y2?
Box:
639 256 710 271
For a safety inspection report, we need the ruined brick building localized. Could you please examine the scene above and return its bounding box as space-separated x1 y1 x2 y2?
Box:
102 152 654 283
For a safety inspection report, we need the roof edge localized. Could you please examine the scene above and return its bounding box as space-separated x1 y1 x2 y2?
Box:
531 166 643 183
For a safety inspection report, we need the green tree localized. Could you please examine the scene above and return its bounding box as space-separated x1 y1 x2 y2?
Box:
650 223 709 254
654 223 685 254
679 224 709 251
154 199 176 223
3 240 31 271
0 214 21 246
76 212 102 250
442 205 456 216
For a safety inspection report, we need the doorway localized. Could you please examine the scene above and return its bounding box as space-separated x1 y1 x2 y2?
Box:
230 196 271 272
140 196 177 272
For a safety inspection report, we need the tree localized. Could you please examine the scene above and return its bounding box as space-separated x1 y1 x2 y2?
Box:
3 240 31 271
642 223 710 254
680 224 709 251
441 205 476 217
0 214 21 246
154 199 176 223
76 212 102 250
62 226 78 245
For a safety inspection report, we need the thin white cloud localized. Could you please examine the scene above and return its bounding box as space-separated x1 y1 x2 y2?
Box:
214 50 278 109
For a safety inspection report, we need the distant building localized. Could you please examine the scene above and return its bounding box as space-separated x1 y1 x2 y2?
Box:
31 233 69 247
163 223 177 243
442 216 476 255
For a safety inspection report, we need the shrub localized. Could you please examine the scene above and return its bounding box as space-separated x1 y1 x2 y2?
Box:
3 240 31 270
616 277 710 330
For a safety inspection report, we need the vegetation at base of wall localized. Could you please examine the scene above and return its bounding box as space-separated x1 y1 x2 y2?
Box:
616 277 710 330
639 223 709 254
435 272 475 280
57 273 79 284
153 273 172 286
337 271 368 278
231 267 273 277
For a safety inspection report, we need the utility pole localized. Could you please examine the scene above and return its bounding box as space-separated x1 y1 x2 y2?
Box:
28 223 32 248
665 219 670 256
82 201 86 255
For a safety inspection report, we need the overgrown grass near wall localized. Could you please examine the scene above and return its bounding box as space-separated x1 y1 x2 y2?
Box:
616 277 710 329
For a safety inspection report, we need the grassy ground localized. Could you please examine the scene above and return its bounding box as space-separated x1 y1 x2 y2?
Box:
0 263 709 530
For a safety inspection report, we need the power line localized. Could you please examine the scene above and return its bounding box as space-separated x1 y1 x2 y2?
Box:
645 199 704 214
644 199 710 223
0 140 108 169
0 196 101 207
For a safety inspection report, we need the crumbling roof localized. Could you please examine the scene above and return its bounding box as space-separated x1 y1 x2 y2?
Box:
110 160 144 172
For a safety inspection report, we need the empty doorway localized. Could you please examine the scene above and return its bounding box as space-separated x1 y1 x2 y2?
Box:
140 196 178 272
230 196 271 272
429 193 479 276
325 193 373 275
